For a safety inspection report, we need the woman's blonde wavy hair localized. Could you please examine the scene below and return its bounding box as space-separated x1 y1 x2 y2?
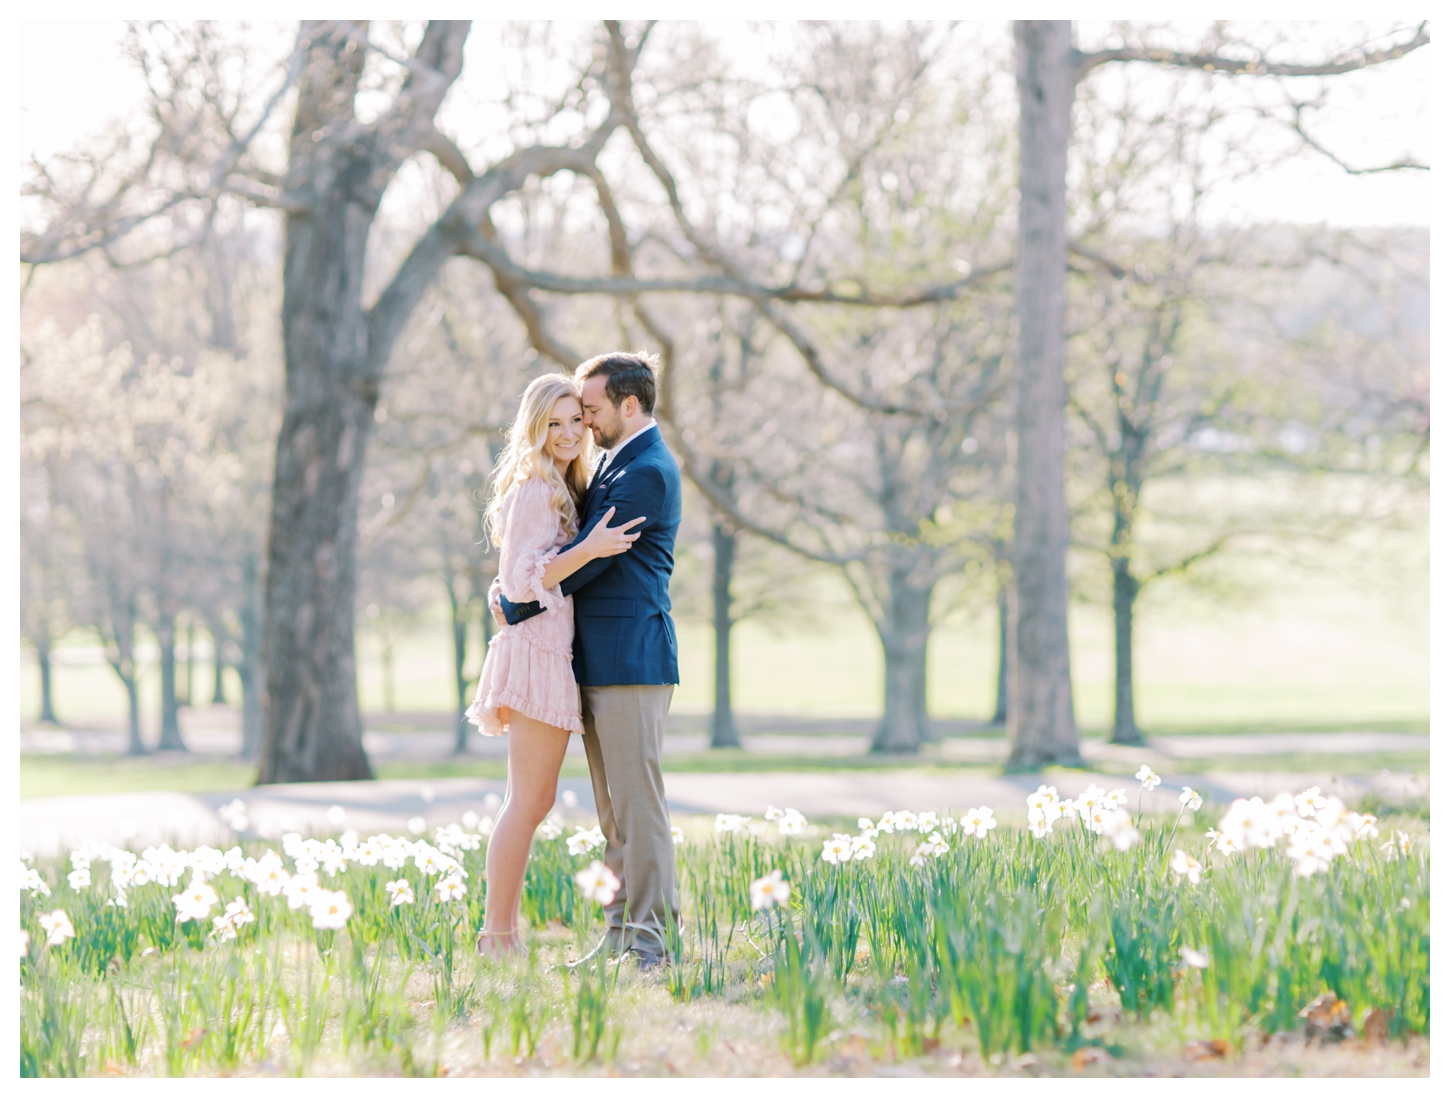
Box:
484 373 591 548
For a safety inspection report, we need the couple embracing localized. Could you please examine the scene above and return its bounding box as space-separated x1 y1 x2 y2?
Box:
465 352 681 970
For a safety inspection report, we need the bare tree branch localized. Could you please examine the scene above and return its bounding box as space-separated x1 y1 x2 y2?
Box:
1279 97 1429 174
1077 22 1429 79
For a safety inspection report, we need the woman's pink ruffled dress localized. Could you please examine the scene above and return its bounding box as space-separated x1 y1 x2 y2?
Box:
465 476 584 736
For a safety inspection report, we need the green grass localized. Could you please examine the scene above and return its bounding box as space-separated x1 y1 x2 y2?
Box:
20 755 262 800
19 517 1429 733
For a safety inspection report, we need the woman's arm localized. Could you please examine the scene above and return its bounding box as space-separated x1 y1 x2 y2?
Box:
541 507 644 589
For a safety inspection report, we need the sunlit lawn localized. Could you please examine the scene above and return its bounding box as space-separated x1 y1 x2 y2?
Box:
19 521 1428 803
20 534 1428 731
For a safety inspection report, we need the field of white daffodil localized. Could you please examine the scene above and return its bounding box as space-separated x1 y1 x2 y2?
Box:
20 769 1429 1077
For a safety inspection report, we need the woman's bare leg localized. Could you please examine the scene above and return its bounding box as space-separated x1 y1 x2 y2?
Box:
479 713 571 953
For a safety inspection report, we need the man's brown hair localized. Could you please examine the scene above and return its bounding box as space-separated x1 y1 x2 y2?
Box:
576 351 659 415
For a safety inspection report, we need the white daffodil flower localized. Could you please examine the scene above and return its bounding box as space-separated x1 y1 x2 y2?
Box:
310 891 353 930
961 807 996 840
1026 785 1060 814
777 809 808 835
575 860 620 905
1136 765 1161 791
820 836 852 865
750 869 790 912
385 879 415 907
39 909 76 946
1180 946 1210 970
1101 810 1141 851
1169 849 1203 885
671 826 685 846
172 881 219 924
1294 786 1327 819
283 872 321 912
566 831 594 857
1179 787 1203 812
435 875 467 902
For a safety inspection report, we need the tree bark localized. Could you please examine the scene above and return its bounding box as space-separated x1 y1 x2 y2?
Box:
1007 20 1083 769
206 616 229 705
239 553 262 760
155 613 187 750
179 618 192 707
990 585 1009 726
448 577 471 754
258 20 468 784
710 521 741 748
870 569 934 753
258 25 380 784
34 632 58 724
101 586 146 755
1110 557 1144 745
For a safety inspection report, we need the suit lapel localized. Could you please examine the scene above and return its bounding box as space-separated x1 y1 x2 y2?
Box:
601 426 658 483
580 426 658 526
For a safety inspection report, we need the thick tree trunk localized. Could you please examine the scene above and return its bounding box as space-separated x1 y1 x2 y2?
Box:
382 638 397 713
155 614 187 751
102 595 146 755
990 586 1009 726
239 554 262 760
1007 20 1082 769
122 675 143 756
181 618 195 707
257 20 468 782
870 570 934 754
1110 558 1145 745
36 638 58 724
710 521 741 748
206 616 229 705
258 29 380 784
448 579 471 754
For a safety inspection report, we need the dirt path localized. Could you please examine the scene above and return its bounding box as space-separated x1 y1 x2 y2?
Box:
18 765 1426 859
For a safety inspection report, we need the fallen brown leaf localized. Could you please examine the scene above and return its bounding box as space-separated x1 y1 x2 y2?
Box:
1183 1038 1230 1060
1299 993 1353 1041
1072 1046 1110 1070
1361 1007 1393 1042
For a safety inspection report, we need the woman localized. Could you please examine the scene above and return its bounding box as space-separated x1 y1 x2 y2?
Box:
465 373 643 957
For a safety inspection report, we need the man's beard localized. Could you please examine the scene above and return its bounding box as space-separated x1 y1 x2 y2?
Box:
592 421 623 449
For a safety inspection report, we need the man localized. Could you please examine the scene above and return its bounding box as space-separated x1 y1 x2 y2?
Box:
494 351 682 968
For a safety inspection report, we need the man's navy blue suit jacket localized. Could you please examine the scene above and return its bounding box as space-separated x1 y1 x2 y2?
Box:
558 426 682 687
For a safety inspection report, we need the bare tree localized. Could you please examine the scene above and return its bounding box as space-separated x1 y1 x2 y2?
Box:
1002 18 1429 767
19 461 76 725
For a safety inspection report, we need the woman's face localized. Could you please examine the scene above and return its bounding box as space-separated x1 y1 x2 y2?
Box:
544 394 585 466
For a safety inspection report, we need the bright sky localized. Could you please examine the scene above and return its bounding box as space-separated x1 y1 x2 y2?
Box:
16 20 1432 229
